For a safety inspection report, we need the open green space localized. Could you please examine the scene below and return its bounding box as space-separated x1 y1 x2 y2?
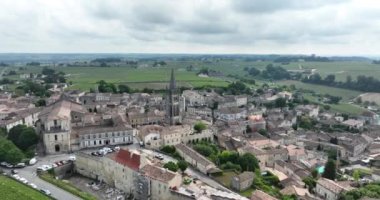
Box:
239 188 255 198
329 103 367 115
13 66 228 90
212 171 238 188
0 175 53 200
277 61 380 81
39 173 97 200
303 92 366 115
277 80 361 102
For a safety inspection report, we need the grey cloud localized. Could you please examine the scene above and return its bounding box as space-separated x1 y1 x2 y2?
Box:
231 0 346 13
0 0 379 55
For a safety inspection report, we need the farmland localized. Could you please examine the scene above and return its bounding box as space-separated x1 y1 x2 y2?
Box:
0 175 53 200
15 66 229 90
275 61 380 81
277 80 361 102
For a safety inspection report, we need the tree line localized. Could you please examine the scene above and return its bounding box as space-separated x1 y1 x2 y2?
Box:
303 73 380 93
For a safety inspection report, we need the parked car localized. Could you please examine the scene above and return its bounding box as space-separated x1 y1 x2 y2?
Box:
40 189 51 195
154 155 164 160
11 169 18 174
69 155 76 161
29 158 37 165
0 161 8 166
5 163 13 168
14 163 26 168
12 174 20 180
29 183 38 189
37 165 52 172
19 178 28 184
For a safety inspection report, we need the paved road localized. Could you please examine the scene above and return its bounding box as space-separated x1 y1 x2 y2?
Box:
2 154 81 200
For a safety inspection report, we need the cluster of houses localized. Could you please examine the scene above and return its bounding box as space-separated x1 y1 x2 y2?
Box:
2 69 380 200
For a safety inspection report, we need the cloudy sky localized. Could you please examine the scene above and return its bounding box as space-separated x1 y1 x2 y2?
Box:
0 0 379 55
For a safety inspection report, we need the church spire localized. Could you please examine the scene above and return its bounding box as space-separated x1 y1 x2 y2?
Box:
169 68 176 90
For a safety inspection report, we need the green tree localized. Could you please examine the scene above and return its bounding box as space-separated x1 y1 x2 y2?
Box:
238 153 260 172
311 169 319 178
218 151 239 165
163 161 178 172
17 127 39 151
8 125 25 144
322 159 336 180
35 99 46 107
8 125 38 151
0 138 24 164
177 160 188 172
340 183 380 200
302 176 316 192
0 128 6 138
118 84 131 93
160 145 176 154
299 116 313 130
275 97 287 108
353 169 360 183
194 144 214 157
194 122 207 133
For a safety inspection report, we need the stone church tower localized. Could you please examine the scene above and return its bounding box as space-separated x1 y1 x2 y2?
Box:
165 69 183 125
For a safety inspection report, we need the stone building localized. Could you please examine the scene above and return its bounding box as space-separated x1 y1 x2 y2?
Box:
39 99 135 154
75 148 181 200
231 171 254 191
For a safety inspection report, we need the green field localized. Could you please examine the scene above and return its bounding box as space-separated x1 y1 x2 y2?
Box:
277 80 361 102
277 61 380 81
0 175 52 200
303 91 367 115
14 66 229 90
212 171 238 188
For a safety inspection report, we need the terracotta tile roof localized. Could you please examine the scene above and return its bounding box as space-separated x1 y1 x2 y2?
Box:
112 149 140 171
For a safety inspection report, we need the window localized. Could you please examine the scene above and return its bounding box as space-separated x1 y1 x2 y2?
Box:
94 141 96 145
54 135 58 141
99 140 102 145
54 120 57 126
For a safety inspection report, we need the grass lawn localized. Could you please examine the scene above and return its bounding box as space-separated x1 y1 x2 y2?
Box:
303 93 366 115
39 173 97 200
329 103 367 115
239 188 254 198
212 171 238 188
0 175 53 200
277 80 361 102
